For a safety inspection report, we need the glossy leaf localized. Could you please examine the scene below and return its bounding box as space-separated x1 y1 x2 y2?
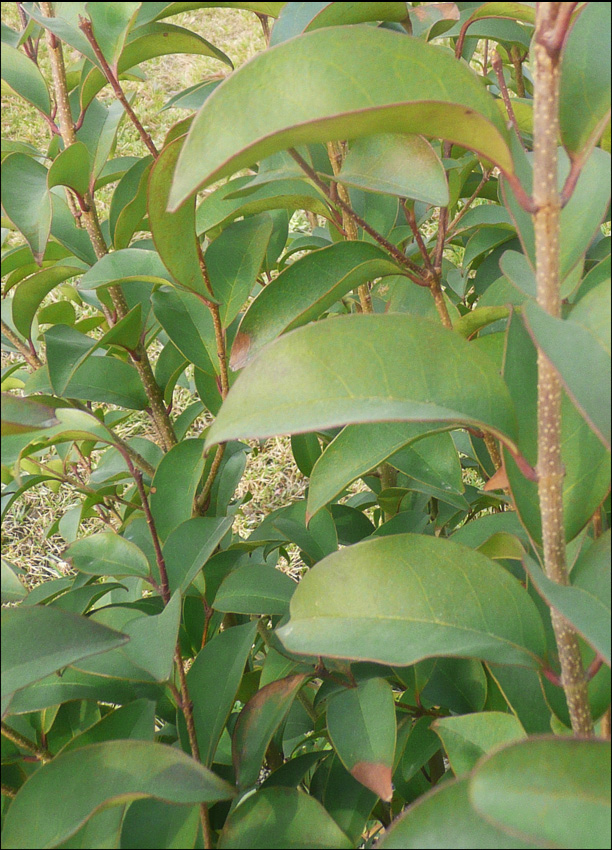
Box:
1 394 58 436
169 26 513 207
80 22 232 110
66 533 150 579
109 155 153 250
208 314 517 452
232 674 307 790
278 534 546 668
59 698 156 753
150 439 205 541
335 133 448 204
214 564 296 615
187 621 257 766
523 551 610 666
503 312 610 543
47 142 91 197
1 42 50 114
120 800 200 850
1 153 51 262
12 264 82 340
378 776 533 849
218 786 352 849
148 138 210 297
152 287 219 373
205 214 273 327
327 677 396 801
86 2 141 68
163 515 233 594
523 281 611 449
231 242 402 369
2 740 236 849
470 738 611 850
2 605 127 702
560 2 611 158
79 249 173 290
123 592 182 682
433 712 526 777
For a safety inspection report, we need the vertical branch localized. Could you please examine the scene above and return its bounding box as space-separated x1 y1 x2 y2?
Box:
39 3 177 452
533 1 592 737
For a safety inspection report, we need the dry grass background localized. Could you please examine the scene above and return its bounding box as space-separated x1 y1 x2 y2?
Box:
1 4 312 583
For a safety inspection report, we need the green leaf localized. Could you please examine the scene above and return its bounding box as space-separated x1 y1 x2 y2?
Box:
378 776 534 849
150 439 205 541
1 153 51 263
205 214 273 327
186 621 257 765
207 314 518 453
1 394 58 436
85 2 141 68
1 42 51 114
560 2 611 159
523 550 610 666
148 138 211 298
59 699 156 753
503 312 610 543
163 515 233 594
152 287 219 373
80 21 232 110
50 194 98 265
335 133 448 204
416 657 487 714
138 2 286 26
277 534 546 668
1 558 26 603
1 605 127 703
270 1 410 46
327 677 396 801
310 753 377 847
231 242 402 369
12 264 82 340
214 564 296 615
218 786 352 849
65 532 151 579
232 674 308 790
120 800 199 850
45 325 97 396
399 716 443 783
25 356 149 410
1 740 236 849
433 712 526 777
291 432 321 478
388 431 466 508
470 737 611 850
169 26 513 207
523 281 611 449
307 422 444 518
109 155 153 250
79 248 173 290
47 142 92 197
122 591 182 681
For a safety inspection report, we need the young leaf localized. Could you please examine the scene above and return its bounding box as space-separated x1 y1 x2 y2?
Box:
207 314 518 453
169 25 513 207
277 534 546 669
1 740 236 849
327 677 396 801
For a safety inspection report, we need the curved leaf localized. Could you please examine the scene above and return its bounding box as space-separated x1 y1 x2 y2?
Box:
1 394 58 436
278 534 546 668
150 439 205 541
214 564 296 615
169 25 513 207
270 2 410 46
1 153 51 263
432 712 526 777
2 740 235 849
65 532 151 579
232 241 401 368
207 314 518 452
1 42 51 114
47 142 92 197
470 738 611 850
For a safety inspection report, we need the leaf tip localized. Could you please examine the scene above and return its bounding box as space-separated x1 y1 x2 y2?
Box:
351 761 393 802
229 331 252 371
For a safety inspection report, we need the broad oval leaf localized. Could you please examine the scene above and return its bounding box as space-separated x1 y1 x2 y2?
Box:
231 241 402 369
169 25 513 207
1 605 127 703
218 786 352 849
277 534 546 668
432 712 526 778
378 776 534 849
470 738 611 850
1 740 236 849
1 42 51 114
214 563 296 615
327 677 396 801
1 153 51 263
65 532 151 579
47 142 92 197
163 515 233 594
207 314 518 452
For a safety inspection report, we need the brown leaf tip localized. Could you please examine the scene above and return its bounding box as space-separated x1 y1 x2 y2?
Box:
229 331 251 371
351 761 393 802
